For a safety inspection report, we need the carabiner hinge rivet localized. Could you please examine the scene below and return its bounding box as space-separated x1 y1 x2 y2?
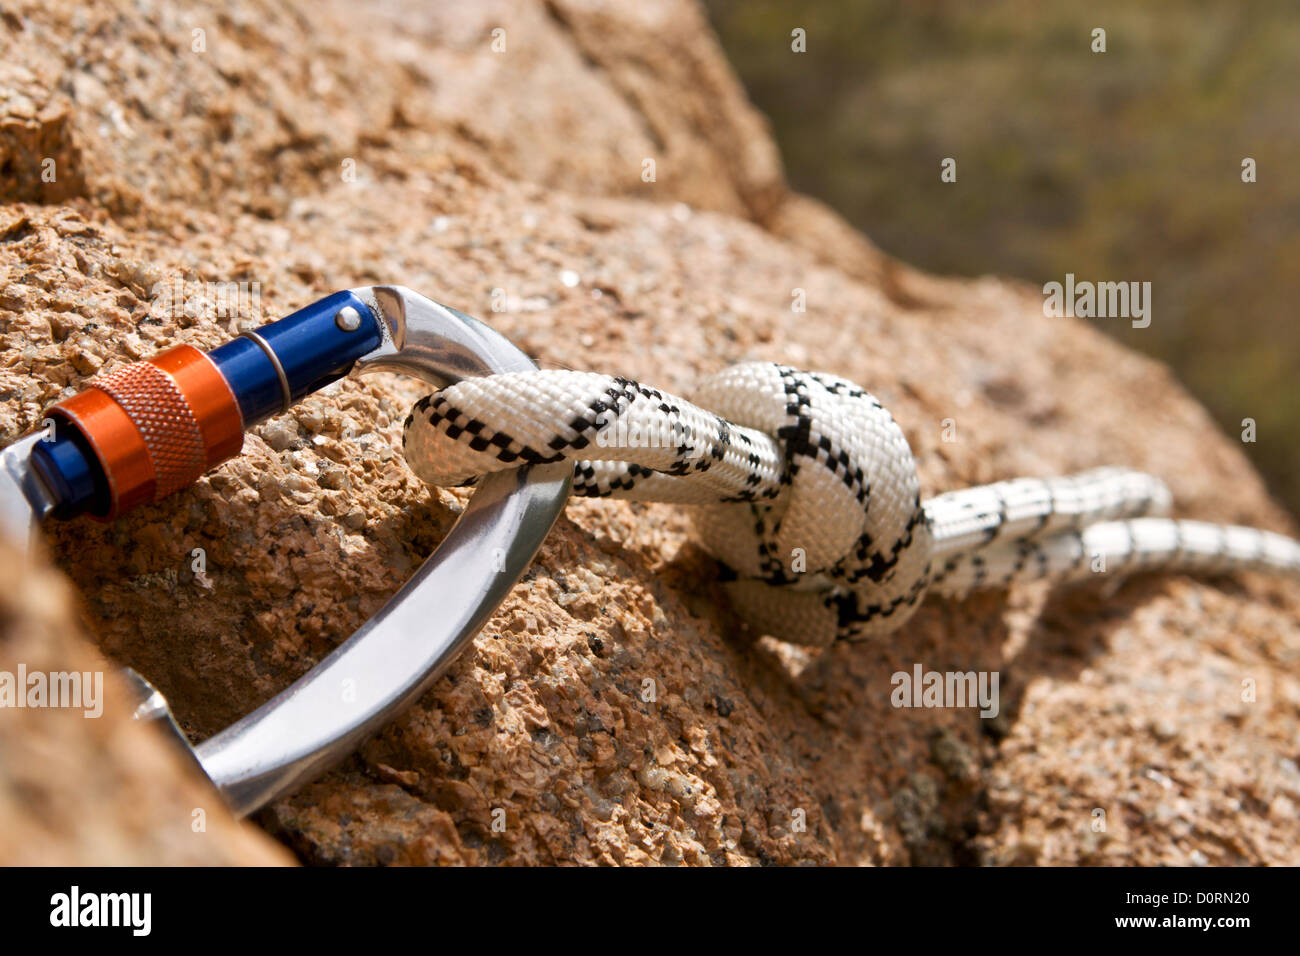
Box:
335 306 363 332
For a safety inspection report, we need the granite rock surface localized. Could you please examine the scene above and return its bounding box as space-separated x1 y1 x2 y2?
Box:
0 0 1296 865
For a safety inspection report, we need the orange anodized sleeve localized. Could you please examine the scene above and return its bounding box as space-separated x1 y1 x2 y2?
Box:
48 345 244 518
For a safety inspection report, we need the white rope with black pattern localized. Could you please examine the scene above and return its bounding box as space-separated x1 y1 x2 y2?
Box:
400 363 1300 646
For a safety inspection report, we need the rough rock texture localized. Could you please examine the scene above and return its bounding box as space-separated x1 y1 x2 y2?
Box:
0 538 291 864
1 0 1297 865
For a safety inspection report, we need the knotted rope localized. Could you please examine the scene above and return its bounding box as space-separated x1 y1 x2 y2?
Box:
402 363 1300 646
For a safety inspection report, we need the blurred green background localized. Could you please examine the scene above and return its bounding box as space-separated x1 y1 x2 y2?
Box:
704 0 1300 516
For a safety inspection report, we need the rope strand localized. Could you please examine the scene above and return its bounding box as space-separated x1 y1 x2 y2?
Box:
402 364 1300 645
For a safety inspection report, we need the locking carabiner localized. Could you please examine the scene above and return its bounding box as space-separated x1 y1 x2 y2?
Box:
0 286 572 816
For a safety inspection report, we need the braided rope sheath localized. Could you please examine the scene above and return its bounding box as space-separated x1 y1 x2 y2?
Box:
402 364 1300 646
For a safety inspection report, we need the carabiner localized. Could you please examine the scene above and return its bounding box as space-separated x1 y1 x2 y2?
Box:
0 286 572 816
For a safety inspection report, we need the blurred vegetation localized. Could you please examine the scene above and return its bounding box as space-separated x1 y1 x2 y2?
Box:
705 0 1300 516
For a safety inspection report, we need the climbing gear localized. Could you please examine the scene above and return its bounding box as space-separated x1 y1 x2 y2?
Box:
4 287 1299 814
402 365 1300 645
0 286 571 816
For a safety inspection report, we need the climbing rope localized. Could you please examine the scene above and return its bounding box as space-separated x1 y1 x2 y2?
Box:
402 363 1300 646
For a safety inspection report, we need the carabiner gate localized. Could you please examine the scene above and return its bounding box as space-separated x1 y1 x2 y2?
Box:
0 285 572 817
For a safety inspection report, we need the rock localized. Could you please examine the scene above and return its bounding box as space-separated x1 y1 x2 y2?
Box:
0 538 291 864
0 0 1297 865
0 62 87 205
